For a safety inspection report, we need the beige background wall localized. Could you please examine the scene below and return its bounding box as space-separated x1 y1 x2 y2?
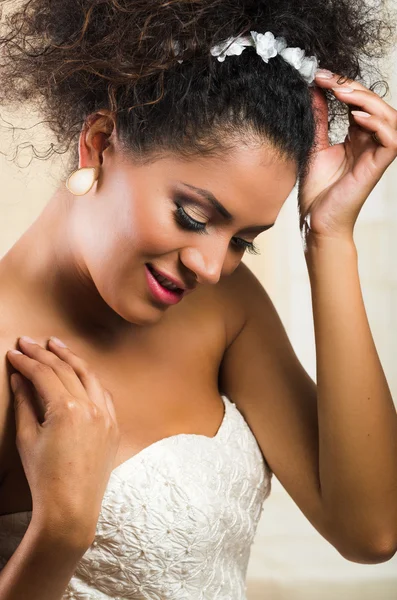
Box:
1 39 397 600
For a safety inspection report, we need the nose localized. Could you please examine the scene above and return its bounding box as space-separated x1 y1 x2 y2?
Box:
179 242 232 286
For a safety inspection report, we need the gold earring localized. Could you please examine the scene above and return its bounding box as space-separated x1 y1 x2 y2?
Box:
65 166 100 196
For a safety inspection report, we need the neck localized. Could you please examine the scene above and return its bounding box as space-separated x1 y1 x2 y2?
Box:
0 186 134 350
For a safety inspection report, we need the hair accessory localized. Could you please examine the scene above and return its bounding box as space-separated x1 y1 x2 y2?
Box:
176 31 319 85
65 166 100 196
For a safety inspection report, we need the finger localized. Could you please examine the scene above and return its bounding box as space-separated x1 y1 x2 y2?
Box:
350 111 397 154
314 72 362 90
16 337 87 400
332 88 397 128
315 72 397 125
7 349 72 411
347 106 375 144
46 337 108 411
11 373 40 439
103 389 117 423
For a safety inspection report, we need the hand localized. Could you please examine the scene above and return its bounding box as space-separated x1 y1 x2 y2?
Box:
6 337 120 547
298 71 397 242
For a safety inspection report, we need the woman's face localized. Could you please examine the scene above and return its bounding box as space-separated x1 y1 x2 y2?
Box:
70 141 297 326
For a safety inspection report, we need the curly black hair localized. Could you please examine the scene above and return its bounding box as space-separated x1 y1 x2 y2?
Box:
0 0 395 187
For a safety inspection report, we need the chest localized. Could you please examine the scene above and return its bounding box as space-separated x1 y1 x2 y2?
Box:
0 285 242 515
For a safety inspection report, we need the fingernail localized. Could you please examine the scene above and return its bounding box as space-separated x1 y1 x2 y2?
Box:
50 336 68 348
9 350 23 355
315 69 334 79
351 110 371 118
332 86 354 93
20 336 37 344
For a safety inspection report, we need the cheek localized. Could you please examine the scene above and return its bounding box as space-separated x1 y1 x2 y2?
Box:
119 200 179 257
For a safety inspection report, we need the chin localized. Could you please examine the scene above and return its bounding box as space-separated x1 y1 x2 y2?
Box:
122 301 169 328
132 312 166 327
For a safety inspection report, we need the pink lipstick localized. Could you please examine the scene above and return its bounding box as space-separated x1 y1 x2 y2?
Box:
145 264 186 305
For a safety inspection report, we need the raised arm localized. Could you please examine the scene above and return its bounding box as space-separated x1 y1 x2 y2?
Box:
219 256 397 564
304 235 397 555
220 71 397 564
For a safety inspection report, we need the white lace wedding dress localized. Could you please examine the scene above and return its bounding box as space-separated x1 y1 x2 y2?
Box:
0 395 272 599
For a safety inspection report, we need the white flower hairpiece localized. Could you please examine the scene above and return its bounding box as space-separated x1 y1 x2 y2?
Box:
210 31 318 85
174 31 319 85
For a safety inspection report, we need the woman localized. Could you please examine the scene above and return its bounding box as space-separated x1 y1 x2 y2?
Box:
0 0 396 597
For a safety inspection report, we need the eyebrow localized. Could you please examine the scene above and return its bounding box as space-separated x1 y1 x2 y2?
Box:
179 181 275 233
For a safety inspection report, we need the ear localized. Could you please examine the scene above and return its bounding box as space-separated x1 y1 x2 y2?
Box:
78 111 116 169
310 86 330 152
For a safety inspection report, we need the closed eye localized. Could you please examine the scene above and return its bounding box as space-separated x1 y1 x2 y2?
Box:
173 204 261 256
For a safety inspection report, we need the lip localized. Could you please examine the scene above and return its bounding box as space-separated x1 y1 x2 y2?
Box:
147 264 194 291
145 265 187 306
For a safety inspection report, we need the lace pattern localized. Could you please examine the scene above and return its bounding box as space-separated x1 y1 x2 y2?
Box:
0 395 272 599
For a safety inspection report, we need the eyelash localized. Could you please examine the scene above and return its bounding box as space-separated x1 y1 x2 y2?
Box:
173 204 261 256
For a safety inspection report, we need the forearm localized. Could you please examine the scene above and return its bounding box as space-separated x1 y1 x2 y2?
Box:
305 234 397 555
0 517 88 600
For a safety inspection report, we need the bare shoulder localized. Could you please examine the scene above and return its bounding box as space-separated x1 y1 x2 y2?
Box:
218 260 275 313
0 337 18 482
0 291 36 486
210 261 256 349
216 262 347 554
212 260 283 351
